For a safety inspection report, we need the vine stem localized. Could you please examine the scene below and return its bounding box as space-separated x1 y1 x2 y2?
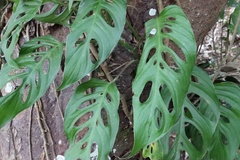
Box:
175 0 181 7
157 0 163 13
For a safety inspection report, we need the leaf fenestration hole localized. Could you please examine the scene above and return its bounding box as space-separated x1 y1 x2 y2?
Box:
146 48 156 63
78 100 92 109
185 122 203 151
75 127 89 143
91 142 98 153
34 56 42 62
139 81 152 103
35 72 39 86
220 132 228 146
159 63 164 69
42 58 49 75
220 115 230 123
16 12 26 20
101 9 115 27
168 99 174 113
101 108 108 126
22 85 30 103
168 39 186 61
169 131 177 149
86 10 94 17
161 27 172 34
89 39 98 64
56 5 65 15
81 142 88 150
106 93 112 102
166 17 176 21
153 60 157 65
161 51 179 72
191 75 199 83
184 107 193 119
8 67 28 76
74 111 93 127
154 108 161 129
6 36 12 48
74 33 86 47
187 93 200 107
150 145 153 153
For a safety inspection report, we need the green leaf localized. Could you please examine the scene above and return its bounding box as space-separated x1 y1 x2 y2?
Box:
227 0 239 7
156 73 240 159
59 0 127 89
34 1 79 26
1 0 42 67
0 36 63 128
68 0 74 12
164 67 220 159
64 79 120 160
131 5 196 155
143 67 220 160
231 6 240 34
210 82 240 160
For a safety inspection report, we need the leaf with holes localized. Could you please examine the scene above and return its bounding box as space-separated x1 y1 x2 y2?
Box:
59 0 127 89
148 67 220 160
34 1 79 26
64 79 120 160
210 82 240 159
150 69 240 159
0 36 63 128
131 5 196 155
1 0 42 67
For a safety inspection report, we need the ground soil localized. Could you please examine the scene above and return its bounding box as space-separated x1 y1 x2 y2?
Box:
0 0 229 160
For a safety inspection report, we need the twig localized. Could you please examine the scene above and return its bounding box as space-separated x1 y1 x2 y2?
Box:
35 100 56 160
175 0 181 7
9 121 17 159
120 95 133 124
35 101 50 160
89 44 133 124
212 10 240 81
52 81 64 121
157 0 164 13
29 107 33 160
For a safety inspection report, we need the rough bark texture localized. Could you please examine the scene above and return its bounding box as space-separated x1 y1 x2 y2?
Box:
127 0 228 45
0 0 228 159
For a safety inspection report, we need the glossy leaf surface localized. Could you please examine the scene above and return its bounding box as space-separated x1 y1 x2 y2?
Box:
34 1 79 26
59 0 127 89
64 79 120 160
210 82 240 159
155 67 220 159
131 5 196 155
0 36 63 128
1 0 42 67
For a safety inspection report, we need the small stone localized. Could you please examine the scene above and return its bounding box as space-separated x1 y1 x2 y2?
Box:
58 140 62 145
149 8 157 16
5 82 13 93
150 28 157 35
55 155 65 160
